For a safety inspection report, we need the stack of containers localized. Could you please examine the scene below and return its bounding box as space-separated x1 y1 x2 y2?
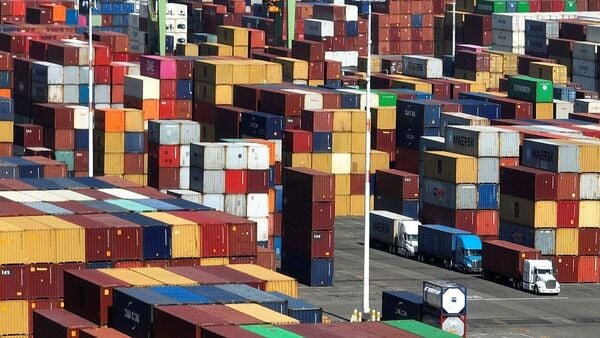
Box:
32 104 77 175
454 49 492 90
217 26 250 58
573 39 600 92
281 167 335 286
129 3 187 54
374 169 419 218
189 141 271 247
92 1 135 34
123 108 147 185
139 56 189 120
0 96 13 156
524 19 559 58
507 75 554 119
148 120 201 190
291 39 342 86
94 108 126 178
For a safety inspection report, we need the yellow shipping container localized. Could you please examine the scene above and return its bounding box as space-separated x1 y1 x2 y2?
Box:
0 121 13 142
2 216 54 264
265 63 283 84
311 153 332 173
199 42 233 56
529 62 568 84
99 268 165 286
194 60 232 84
422 151 477 184
534 103 553 119
284 152 311 168
488 72 503 90
233 46 249 58
335 174 351 195
0 300 27 335
488 50 518 75
226 304 300 325
370 150 390 173
488 52 504 73
308 79 325 87
335 194 350 216
452 78 486 93
129 267 197 285
579 201 600 227
246 62 267 83
555 228 578 256
351 110 366 132
123 108 145 132
372 107 395 129
274 57 308 81
217 26 249 46
0 220 24 265
457 69 490 88
350 194 364 216
194 82 233 105
351 153 366 174
30 216 85 263
351 133 366 154
231 62 250 84
332 132 352 153
227 264 298 297
143 212 200 259
358 55 382 72
499 194 557 228
200 257 230 266
332 110 352 132
175 43 199 56
102 153 125 176
123 174 147 186
560 139 600 173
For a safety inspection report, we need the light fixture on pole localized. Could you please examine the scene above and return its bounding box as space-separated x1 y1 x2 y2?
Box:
87 0 95 177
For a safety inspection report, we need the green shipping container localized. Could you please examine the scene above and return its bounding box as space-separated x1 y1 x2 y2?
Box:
476 0 506 14
372 90 397 107
240 325 302 338
508 75 553 103
55 150 75 171
104 199 157 212
384 320 460 337
516 1 530 12
565 0 576 11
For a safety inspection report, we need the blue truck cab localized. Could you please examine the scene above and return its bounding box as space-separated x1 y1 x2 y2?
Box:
417 224 482 273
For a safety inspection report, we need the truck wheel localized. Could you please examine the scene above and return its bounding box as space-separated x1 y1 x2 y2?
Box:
448 259 454 270
388 245 393 254
534 286 539 295
512 280 517 289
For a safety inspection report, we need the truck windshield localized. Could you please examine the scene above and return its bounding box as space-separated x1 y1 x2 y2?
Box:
406 234 418 242
463 249 482 256
535 268 552 275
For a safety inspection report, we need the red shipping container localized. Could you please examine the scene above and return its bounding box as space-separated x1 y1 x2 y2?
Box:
74 151 89 172
579 228 600 255
500 157 519 167
282 226 334 259
28 263 55 299
282 196 335 231
577 256 600 283
350 174 365 195
86 214 143 261
373 129 395 150
124 153 145 174
247 169 269 193
52 201 100 215
54 262 85 299
292 39 324 61
111 85 124 104
283 129 312 153
175 100 192 120
45 128 74 150
272 212 282 236
260 89 303 117
394 147 419 174
489 97 533 119
284 116 302 130
557 201 579 228
256 247 275 270
159 99 177 119
375 169 419 200
14 123 43 147
59 215 112 262
228 256 256 265
274 162 282 185
150 144 180 168
457 210 499 236
171 211 229 257
202 210 257 257
556 173 579 200
201 265 265 290
32 309 98 337
225 169 248 194
94 65 110 84
160 80 177 99
0 264 28 299
283 167 334 202
500 166 555 201
553 256 576 283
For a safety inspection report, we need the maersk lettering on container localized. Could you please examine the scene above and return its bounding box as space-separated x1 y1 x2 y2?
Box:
521 139 580 173
445 125 500 157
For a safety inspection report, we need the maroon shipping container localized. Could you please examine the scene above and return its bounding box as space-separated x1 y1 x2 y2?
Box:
233 84 262 110
282 196 335 231
54 263 85 298
375 169 419 200
113 261 143 268
32 309 98 338
488 97 533 119
143 259 171 268
124 153 145 174
260 89 304 117
127 186 175 199
282 226 334 259
350 174 365 195
246 170 269 193
201 210 257 257
28 299 64 334
14 124 43 147
482 240 541 280
256 247 276 271
80 327 130 338
148 167 180 190
424 80 452 100
215 105 250 139
301 109 333 132
96 176 141 188
291 40 324 61
283 116 301 130
500 166 556 201
557 201 579 228
455 50 490 72
164 266 228 285
154 305 230 338
28 263 56 299
283 129 312 153
0 264 28 300
85 214 143 261
169 258 199 267
372 129 395 150
59 215 112 262
556 173 579 200
552 255 577 283
200 265 265 290
198 325 262 338
272 212 282 236
0 201 45 216
63 269 129 326
171 211 229 258
282 167 334 202
579 228 600 256
228 256 257 265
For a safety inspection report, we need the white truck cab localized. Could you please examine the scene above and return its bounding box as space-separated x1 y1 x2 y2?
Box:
522 260 560 295
399 220 420 257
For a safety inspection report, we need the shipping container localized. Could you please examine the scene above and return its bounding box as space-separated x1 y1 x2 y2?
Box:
500 166 556 201
521 139 579 173
32 309 98 338
283 167 335 202
0 300 28 336
129 267 197 285
202 325 262 338
114 213 172 260
143 212 200 259
171 211 229 258
422 151 478 184
201 266 266 290
421 177 477 210
226 264 297 297
482 240 541 280
80 328 131 338
445 125 499 157
382 291 423 321
216 284 287 313
499 221 555 255
226 303 299 325
500 194 557 228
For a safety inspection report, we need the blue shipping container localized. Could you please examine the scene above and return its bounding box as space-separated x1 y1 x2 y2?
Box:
402 200 420 219
499 221 555 255
381 291 423 321
312 132 332 152
1 157 41 179
74 129 89 150
114 212 172 260
281 252 333 287
477 183 499 209
149 286 214 304
183 285 248 304
48 177 90 189
124 132 145 153
396 99 442 129
0 161 17 178
345 21 358 36
22 202 73 215
275 185 283 213
215 284 288 314
274 236 282 260
411 14 422 28
79 200 128 213
176 80 193 99
157 198 212 211
133 198 183 211
70 176 115 188
240 111 284 139
268 291 323 324
20 178 63 190
525 35 548 58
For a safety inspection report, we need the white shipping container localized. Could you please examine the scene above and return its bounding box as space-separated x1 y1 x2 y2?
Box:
493 13 527 31
401 55 443 79
580 173 600 200
304 19 334 37
440 112 489 137
246 193 269 217
191 169 225 194
445 125 500 157
48 190 95 202
224 144 248 169
63 85 79 104
20 190 68 202
148 120 180 145
179 167 190 190
491 127 520 157
553 100 574 119
282 89 323 110
249 217 269 242
190 142 226 169
79 66 90 84
273 139 282 162
478 157 500 184
99 188 149 200
63 66 79 84
324 51 358 67
0 191 41 203
180 145 190 167
178 120 201 144
243 143 270 170
344 5 358 21
420 177 477 210
332 153 351 174
225 194 247 217
493 29 524 47
521 139 580 173
202 193 225 211
166 189 202 204
31 61 64 84
124 75 160 100
574 99 600 113
95 85 111 104
69 105 89 129
573 41 600 61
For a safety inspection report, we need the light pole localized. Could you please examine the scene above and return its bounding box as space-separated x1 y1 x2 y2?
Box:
452 1 456 58
88 0 95 177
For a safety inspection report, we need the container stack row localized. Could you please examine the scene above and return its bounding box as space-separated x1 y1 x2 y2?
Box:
90 0 135 34
281 167 335 287
0 156 68 178
0 95 12 156
374 169 420 219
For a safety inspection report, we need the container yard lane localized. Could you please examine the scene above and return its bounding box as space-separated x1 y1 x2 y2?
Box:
299 217 600 337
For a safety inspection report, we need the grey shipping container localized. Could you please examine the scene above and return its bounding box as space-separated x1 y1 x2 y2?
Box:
499 221 555 255
420 177 477 210
521 139 580 173
215 284 288 314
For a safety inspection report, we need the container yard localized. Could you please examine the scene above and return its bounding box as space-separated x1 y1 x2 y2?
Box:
1 0 600 337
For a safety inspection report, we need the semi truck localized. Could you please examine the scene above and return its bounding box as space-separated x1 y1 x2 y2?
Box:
370 211 421 257
417 224 482 273
482 240 560 295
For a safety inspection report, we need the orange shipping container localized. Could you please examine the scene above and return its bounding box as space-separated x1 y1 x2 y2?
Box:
95 108 125 132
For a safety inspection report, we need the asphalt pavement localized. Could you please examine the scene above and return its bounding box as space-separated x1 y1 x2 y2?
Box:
297 217 600 338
